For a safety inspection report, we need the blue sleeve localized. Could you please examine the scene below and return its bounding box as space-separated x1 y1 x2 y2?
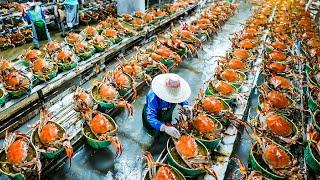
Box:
179 101 188 107
24 11 30 22
41 8 45 20
146 93 164 131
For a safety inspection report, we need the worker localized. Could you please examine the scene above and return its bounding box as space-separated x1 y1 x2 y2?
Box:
24 1 51 49
63 0 79 32
117 0 145 15
142 73 192 138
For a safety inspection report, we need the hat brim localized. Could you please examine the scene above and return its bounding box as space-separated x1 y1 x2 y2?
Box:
151 73 191 103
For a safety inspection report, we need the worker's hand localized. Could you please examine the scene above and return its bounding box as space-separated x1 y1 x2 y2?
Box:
160 125 181 139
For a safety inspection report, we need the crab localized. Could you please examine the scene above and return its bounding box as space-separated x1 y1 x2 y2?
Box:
73 87 94 111
102 28 118 41
147 43 182 66
82 26 97 40
134 50 169 74
81 109 123 157
269 75 292 90
9 30 25 46
73 41 94 55
232 49 251 60
252 136 299 177
2 69 31 93
158 34 198 55
226 58 246 70
144 151 176 180
268 51 287 61
265 112 293 137
0 35 12 50
44 41 62 56
91 79 134 115
115 58 152 83
214 81 235 96
32 106 73 161
30 58 57 81
173 135 218 178
21 49 43 64
171 28 203 47
65 33 83 46
1 131 41 179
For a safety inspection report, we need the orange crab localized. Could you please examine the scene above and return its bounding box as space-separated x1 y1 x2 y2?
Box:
265 112 292 137
202 96 223 114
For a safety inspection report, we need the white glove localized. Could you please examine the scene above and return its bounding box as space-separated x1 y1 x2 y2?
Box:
160 125 181 139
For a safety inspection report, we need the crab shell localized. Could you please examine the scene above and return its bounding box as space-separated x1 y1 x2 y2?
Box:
113 71 131 89
238 40 256 49
265 113 293 137
7 139 29 165
25 49 42 62
233 49 250 60
33 58 49 72
154 166 175 180
98 83 118 101
215 81 234 95
271 41 287 50
262 144 291 169
39 122 59 144
202 96 223 114
45 41 61 55
220 69 239 82
193 114 216 133
266 91 289 108
267 62 287 73
227 59 246 70
269 51 287 61
270 76 291 89
176 135 198 159
0 58 11 72
90 113 114 134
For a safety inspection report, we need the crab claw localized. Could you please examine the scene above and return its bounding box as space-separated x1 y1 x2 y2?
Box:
109 136 123 158
144 151 156 179
157 62 169 73
63 140 74 166
203 165 218 180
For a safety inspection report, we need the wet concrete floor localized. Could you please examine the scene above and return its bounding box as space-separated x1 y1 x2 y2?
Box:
0 1 254 180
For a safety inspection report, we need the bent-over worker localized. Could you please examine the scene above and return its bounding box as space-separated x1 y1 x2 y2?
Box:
142 73 192 138
24 1 51 49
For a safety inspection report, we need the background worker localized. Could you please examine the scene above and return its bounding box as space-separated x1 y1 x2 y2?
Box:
117 0 145 15
63 0 79 32
142 73 192 138
23 1 51 49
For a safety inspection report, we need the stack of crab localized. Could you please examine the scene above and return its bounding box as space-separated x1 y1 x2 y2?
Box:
20 48 58 83
119 0 195 31
73 87 123 156
295 1 320 176
0 105 74 179
0 57 31 101
238 1 313 179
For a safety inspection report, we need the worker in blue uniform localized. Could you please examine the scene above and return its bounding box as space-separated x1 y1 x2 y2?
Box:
24 1 51 49
142 73 192 138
